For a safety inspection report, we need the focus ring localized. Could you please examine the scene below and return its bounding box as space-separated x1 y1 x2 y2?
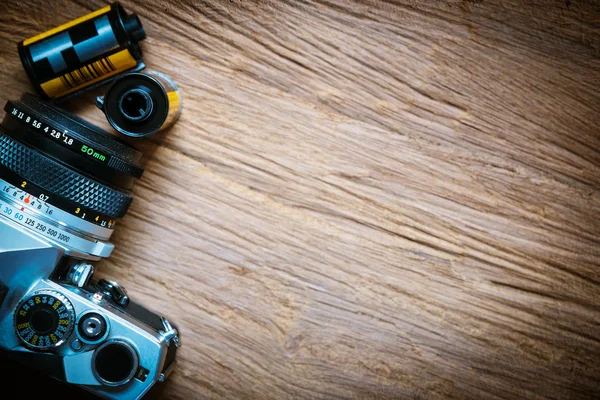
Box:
0 130 131 218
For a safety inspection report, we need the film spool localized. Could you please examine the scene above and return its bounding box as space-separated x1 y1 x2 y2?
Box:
18 2 146 101
97 71 182 137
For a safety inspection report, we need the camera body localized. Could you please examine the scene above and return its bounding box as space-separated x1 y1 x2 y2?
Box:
0 94 179 399
0 218 178 399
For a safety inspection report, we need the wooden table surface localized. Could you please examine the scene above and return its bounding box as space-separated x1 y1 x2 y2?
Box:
1 0 599 399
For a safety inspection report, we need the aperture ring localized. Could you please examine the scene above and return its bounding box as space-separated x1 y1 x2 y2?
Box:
5 100 144 178
1 116 137 190
0 130 132 218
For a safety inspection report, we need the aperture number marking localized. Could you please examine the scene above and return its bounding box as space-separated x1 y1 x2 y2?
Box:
8 106 108 163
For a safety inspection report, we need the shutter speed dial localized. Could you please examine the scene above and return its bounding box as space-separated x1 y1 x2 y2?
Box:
14 290 75 350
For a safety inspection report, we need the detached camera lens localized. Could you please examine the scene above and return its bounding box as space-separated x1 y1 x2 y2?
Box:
98 71 182 137
93 340 139 386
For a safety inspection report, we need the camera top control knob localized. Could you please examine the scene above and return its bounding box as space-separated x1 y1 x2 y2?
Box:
66 263 95 288
14 290 75 350
97 279 130 307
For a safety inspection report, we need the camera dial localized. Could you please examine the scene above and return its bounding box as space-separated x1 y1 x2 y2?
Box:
14 290 75 350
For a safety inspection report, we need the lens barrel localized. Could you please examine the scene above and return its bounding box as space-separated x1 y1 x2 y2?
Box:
98 71 182 137
0 93 143 242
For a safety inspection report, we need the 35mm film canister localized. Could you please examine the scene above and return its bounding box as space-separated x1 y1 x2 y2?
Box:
96 71 182 137
18 2 146 101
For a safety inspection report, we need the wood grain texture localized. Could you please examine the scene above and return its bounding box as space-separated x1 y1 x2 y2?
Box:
0 0 599 399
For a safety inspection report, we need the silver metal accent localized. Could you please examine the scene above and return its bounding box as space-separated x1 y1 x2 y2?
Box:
0 176 114 241
0 186 114 258
0 218 64 351
0 242 175 399
83 316 103 337
159 317 181 348
66 263 94 288
147 70 182 129
158 360 177 382
76 311 110 345
92 339 139 387
0 170 181 399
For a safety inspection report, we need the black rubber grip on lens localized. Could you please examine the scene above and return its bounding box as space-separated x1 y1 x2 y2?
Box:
0 130 132 218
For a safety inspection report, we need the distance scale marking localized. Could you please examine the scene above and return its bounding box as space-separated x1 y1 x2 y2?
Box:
4 103 111 165
0 165 116 229
0 192 113 257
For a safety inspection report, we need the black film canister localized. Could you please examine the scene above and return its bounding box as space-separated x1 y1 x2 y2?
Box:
96 71 182 137
18 2 146 101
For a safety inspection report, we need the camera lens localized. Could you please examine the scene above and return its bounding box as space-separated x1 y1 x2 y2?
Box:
99 71 182 137
0 93 144 257
92 340 139 386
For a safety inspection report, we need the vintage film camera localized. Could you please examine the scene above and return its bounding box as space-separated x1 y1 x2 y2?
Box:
0 3 182 399
0 93 180 399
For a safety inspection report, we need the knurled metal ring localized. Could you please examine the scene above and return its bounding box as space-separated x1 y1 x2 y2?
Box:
0 130 132 218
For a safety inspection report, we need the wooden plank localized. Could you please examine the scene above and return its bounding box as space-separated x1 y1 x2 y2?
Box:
0 0 598 399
